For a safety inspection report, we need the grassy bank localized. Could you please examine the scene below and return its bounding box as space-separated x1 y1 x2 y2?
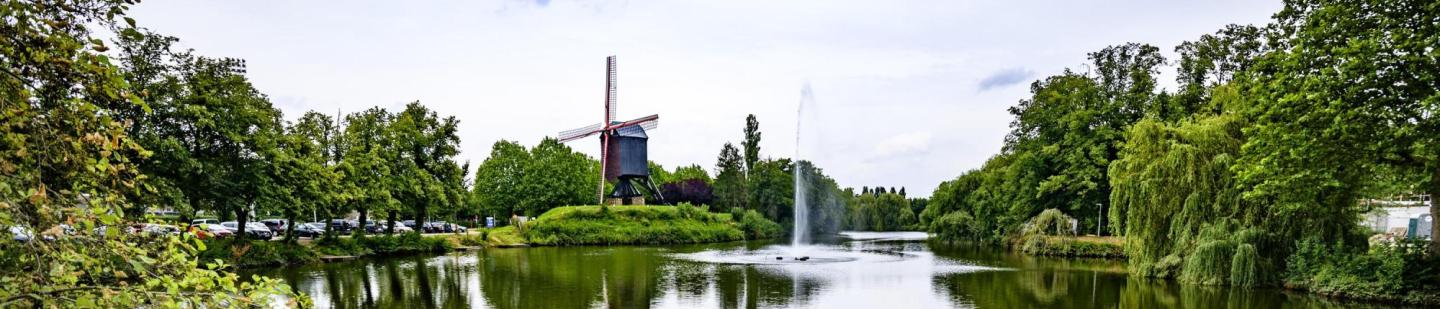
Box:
198 232 486 268
524 204 782 246
1019 235 1126 259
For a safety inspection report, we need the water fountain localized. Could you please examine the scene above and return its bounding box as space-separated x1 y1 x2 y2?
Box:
676 84 925 265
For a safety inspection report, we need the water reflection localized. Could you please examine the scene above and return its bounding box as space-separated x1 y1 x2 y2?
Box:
245 234 1415 308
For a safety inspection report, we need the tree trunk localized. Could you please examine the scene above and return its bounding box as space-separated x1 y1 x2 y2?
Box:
236 207 249 241
386 211 397 235
285 212 297 243
323 209 334 239
357 208 369 238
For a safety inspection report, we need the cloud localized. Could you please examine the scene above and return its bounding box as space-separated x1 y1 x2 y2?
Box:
977 67 1034 91
868 131 933 161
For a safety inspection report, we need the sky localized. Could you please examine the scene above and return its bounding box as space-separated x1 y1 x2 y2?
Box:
128 0 1282 197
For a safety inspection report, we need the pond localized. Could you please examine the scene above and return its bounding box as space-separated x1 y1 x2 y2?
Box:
244 232 1413 308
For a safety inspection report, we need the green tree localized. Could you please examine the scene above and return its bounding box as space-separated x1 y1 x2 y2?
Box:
1237 0 1440 254
671 164 713 184
713 143 748 213
473 140 530 220
742 114 762 174
341 107 398 235
0 0 291 305
519 138 596 216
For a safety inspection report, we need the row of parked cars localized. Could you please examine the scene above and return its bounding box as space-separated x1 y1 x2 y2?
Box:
10 217 472 243
187 218 469 240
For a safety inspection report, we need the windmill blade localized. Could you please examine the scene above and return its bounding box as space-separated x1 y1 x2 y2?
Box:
614 114 659 131
557 123 604 142
605 56 618 124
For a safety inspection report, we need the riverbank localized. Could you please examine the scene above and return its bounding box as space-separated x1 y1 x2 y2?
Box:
199 231 503 268
524 204 782 246
1018 235 1126 259
201 204 779 268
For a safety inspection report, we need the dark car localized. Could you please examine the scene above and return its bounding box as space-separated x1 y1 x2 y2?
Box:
328 219 358 234
221 221 274 240
424 221 467 233
293 223 325 238
259 219 288 234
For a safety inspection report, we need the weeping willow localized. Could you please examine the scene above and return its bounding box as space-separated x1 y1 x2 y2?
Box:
1109 115 1262 280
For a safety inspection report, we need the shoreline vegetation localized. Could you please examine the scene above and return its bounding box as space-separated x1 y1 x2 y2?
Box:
202 204 782 268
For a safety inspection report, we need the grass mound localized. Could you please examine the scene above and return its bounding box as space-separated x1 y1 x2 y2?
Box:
524 204 780 246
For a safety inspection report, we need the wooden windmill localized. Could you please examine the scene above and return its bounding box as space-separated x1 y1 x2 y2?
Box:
557 56 664 205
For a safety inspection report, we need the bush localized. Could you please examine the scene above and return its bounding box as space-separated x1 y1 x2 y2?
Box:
929 211 983 241
198 239 318 268
524 205 779 246
1019 235 1126 258
737 209 782 239
1283 238 1436 303
313 233 454 256
1021 209 1075 238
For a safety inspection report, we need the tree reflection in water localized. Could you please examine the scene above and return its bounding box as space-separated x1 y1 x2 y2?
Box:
244 236 1413 309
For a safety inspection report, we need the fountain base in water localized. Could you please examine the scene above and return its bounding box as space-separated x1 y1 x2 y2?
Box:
678 245 905 265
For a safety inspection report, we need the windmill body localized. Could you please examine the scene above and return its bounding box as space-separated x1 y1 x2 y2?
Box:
556 56 664 205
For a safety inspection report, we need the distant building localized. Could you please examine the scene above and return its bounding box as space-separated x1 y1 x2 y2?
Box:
1363 195 1432 240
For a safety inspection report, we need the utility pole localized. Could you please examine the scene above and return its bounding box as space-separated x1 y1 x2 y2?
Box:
1096 202 1104 236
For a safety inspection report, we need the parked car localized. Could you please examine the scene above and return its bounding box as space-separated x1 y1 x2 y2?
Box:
202 224 235 238
259 219 288 234
141 223 182 236
290 223 323 238
365 220 414 234
220 221 274 240
328 219 359 234
192 218 221 226
423 221 466 233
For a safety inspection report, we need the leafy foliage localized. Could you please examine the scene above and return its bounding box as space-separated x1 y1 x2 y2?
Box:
0 1 293 306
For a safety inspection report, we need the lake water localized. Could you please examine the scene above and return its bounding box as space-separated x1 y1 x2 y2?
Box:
245 231 1413 308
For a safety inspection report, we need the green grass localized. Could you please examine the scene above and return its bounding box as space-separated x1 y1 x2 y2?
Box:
524 204 780 246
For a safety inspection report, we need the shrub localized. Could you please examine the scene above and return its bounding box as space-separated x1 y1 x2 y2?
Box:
198 239 318 268
929 211 978 241
524 205 779 245
1283 238 1435 302
1021 209 1075 238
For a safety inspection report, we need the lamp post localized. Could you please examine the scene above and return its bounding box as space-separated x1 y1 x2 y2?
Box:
1096 202 1104 236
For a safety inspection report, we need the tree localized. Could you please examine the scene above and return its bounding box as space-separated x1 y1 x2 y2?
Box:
518 138 596 216
742 114 762 175
341 107 397 235
671 164 713 184
0 1 289 305
472 140 530 219
661 179 714 206
750 158 794 224
713 143 748 213
1238 0 1440 254
391 102 466 231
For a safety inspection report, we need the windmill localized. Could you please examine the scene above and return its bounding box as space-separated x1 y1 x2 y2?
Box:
556 56 664 205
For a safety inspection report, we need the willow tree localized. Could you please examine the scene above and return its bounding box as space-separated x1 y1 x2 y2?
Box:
1109 113 1261 279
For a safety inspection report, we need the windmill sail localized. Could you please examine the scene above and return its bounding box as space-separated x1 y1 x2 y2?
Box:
605 56 618 124
557 123 603 142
